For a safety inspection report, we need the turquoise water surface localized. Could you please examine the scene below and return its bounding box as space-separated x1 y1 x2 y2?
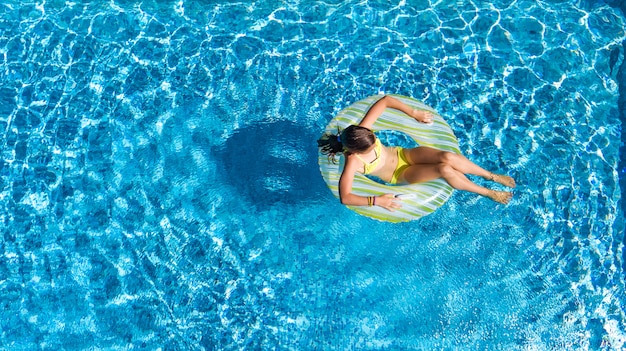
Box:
1 0 625 350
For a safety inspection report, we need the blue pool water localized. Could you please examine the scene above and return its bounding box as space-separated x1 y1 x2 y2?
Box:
1 0 625 350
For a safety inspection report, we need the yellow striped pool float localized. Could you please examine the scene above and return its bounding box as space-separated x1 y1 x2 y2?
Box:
318 94 461 223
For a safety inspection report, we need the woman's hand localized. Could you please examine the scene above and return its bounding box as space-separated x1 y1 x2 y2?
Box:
411 109 434 124
375 194 402 211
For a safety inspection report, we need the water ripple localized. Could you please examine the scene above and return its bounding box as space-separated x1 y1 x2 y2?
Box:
0 0 625 349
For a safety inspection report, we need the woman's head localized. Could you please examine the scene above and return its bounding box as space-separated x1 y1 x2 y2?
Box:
340 125 376 153
317 125 376 160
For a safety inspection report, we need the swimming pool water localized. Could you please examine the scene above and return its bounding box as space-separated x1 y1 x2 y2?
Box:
1 0 625 350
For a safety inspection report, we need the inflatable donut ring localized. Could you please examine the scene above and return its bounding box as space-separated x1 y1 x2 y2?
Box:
318 94 461 223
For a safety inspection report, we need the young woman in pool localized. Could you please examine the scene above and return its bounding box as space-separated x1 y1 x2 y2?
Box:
317 95 516 211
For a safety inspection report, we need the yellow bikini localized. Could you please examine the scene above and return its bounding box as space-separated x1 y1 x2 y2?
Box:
354 139 383 174
391 148 410 184
355 139 411 185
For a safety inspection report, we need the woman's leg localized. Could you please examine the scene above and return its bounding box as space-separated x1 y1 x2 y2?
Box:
404 147 516 187
400 163 513 204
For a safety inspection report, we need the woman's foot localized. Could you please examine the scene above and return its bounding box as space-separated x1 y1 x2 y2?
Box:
488 173 516 188
487 190 513 204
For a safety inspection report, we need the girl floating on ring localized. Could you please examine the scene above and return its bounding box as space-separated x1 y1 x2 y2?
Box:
317 95 516 212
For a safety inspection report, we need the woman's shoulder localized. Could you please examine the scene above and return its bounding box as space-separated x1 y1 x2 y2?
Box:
344 153 360 163
344 153 364 170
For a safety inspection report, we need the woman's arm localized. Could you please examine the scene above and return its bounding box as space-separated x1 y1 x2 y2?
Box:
338 156 367 205
359 95 433 129
338 155 401 211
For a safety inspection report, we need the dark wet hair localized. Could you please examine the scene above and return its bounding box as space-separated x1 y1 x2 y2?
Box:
317 125 376 161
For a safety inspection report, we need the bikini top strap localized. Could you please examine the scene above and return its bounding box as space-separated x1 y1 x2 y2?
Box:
354 139 381 173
